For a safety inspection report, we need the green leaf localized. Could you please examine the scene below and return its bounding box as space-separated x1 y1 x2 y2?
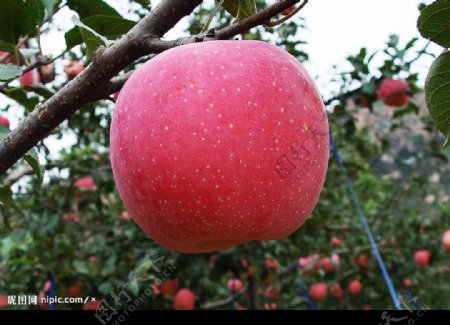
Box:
418 0 450 48
23 84 55 99
134 0 150 8
65 15 135 50
73 260 89 274
0 39 15 52
78 28 103 62
425 50 450 148
4 88 39 112
0 63 21 81
393 101 420 118
222 0 256 19
0 0 45 44
0 185 12 209
66 0 121 19
24 148 44 184
40 0 61 19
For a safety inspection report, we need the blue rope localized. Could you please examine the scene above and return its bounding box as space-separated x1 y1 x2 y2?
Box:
49 273 55 311
329 135 402 310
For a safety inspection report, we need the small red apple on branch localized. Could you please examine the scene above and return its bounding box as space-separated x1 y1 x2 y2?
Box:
173 289 195 310
348 280 362 295
377 79 410 107
228 278 244 293
64 60 84 80
309 283 327 301
414 250 431 267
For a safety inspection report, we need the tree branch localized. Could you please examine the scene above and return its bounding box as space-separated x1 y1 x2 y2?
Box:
0 0 306 176
0 0 202 176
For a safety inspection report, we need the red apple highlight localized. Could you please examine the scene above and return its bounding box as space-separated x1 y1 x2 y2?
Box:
110 40 329 253
173 289 195 310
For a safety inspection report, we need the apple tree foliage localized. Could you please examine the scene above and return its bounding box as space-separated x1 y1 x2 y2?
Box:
0 0 449 310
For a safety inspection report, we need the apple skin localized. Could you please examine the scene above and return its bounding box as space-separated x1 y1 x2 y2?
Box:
265 285 281 300
0 295 8 308
443 230 450 252
0 115 10 128
330 283 343 299
83 300 101 310
355 254 368 268
414 250 431 267
377 79 409 107
321 253 340 272
403 278 413 288
159 279 179 296
74 176 97 190
348 280 362 295
228 278 244 293
309 283 327 301
67 285 82 297
111 40 329 253
64 60 84 80
173 289 195 310
20 69 41 86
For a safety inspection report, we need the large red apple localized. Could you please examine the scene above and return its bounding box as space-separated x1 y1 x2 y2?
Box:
414 250 431 267
348 280 362 295
377 79 409 107
443 230 450 252
309 283 327 301
0 115 10 128
110 40 329 253
173 289 195 310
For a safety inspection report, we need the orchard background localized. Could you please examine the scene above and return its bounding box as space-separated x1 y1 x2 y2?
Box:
0 0 449 311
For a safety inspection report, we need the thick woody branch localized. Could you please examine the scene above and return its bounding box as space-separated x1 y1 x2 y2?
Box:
0 0 202 176
0 0 306 176
140 0 303 52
